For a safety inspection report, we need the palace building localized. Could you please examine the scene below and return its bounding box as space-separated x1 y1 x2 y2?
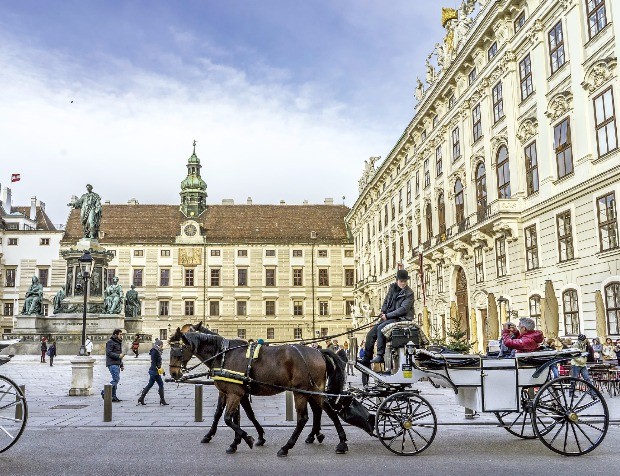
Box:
59 145 355 342
347 0 619 350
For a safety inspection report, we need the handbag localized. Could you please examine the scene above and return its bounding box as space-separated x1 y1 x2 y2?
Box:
157 367 165 376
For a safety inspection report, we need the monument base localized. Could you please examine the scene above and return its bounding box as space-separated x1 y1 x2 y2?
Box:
69 355 96 396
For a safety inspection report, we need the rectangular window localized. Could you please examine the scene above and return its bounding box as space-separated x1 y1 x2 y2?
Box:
210 269 220 287
267 328 275 340
293 268 303 286
265 249 276 257
597 192 618 251
474 248 484 283
468 67 477 86
423 159 430 188
525 141 539 195
344 269 355 286
109 250 116 258
236 300 247 316
398 190 403 213
448 95 456 109
519 54 533 100
320 328 328 337
319 301 329 316
488 41 498 61
435 146 443 176
406 180 412 204
432 115 438 128
594 88 618 157
587 0 608 38
161 249 170 257
265 268 276 286
391 198 396 219
554 118 573 178
563 290 580 335
557 211 574 262
185 268 195 286
209 300 220 316
415 171 420 195
514 11 525 32
424 270 431 297
452 127 461 160
237 268 248 286
133 269 143 287
318 249 328 257
8 238 17 246
159 301 169 316
548 22 565 74
38 269 49 287
292 249 303 257
160 269 170 286
265 300 276 316
293 301 303 316
472 103 482 142
294 328 303 340
421 129 427 141
133 249 144 257
40 238 50 246
525 225 539 270
237 249 247 257
318 269 329 286
492 82 504 123
3 303 14 316
346 300 354 315
184 300 194 316
496 237 507 278
237 328 246 339
345 249 354 257
437 263 444 292
160 329 168 341
106 269 116 286
210 249 221 257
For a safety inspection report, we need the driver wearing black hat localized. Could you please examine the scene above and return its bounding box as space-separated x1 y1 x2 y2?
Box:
360 269 415 366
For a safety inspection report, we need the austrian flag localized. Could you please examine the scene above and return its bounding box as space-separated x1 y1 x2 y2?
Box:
11 174 20 182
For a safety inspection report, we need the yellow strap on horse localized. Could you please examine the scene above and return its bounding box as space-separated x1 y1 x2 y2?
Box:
245 343 261 359
211 368 247 385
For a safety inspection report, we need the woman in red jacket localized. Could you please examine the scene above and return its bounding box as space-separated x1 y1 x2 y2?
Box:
501 317 544 353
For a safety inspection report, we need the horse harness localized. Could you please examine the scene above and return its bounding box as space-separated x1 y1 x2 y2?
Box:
211 340 261 387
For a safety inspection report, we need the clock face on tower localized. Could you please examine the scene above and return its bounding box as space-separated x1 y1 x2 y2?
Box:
184 224 197 237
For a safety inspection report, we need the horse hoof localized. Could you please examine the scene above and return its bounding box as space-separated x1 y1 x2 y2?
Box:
305 435 315 444
201 436 212 444
256 437 266 447
226 446 237 454
277 448 288 457
335 442 348 454
245 435 255 449
317 433 325 444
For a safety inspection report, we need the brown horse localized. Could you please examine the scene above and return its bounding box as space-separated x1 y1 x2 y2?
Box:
169 328 349 456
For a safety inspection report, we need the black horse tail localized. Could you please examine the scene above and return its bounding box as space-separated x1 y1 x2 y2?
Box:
320 349 346 397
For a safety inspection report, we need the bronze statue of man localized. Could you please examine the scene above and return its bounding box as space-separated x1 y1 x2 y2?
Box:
52 286 66 313
68 184 102 239
22 276 43 315
104 276 123 314
124 285 141 318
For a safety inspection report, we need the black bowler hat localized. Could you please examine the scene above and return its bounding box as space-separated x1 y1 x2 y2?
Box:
396 269 410 281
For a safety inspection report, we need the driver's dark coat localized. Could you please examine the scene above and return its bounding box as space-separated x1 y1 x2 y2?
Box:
381 283 414 320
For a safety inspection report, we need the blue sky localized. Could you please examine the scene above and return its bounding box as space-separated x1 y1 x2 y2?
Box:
0 1 445 224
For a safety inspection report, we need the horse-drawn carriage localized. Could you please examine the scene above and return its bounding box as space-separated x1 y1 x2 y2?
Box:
0 340 28 453
169 323 609 457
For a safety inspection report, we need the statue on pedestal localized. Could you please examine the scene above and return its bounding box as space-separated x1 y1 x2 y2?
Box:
52 286 66 313
68 184 102 239
104 276 123 314
22 276 43 315
124 285 141 318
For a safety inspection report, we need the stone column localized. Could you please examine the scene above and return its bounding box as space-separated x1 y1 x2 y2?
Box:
69 355 96 396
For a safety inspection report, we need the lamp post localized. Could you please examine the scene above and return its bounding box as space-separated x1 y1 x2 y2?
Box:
78 250 94 356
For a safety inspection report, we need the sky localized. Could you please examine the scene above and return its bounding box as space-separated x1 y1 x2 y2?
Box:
0 0 446 225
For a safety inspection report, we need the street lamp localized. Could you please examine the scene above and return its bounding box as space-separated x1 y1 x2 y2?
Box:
78 251 94 356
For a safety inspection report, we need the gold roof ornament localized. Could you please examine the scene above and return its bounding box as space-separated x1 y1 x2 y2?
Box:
441 7 458 28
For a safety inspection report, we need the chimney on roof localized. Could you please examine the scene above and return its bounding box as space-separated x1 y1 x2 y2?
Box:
2 187 12 212
30 197 37 220
127 198 139 205
222 199 234 205
280 200 286 205
303 200 308 205
104 200 111 205
247 197 252 205
324 198 334 205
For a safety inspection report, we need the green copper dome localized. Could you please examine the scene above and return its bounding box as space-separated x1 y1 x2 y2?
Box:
181 173 207 191
180 140 208 217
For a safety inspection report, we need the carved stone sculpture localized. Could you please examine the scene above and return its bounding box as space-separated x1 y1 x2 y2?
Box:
22 276 43 315
415 78 425 101
104 276 123 314
68 184 102 239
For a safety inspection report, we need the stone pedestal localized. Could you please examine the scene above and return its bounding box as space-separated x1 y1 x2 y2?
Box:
69 355 96 396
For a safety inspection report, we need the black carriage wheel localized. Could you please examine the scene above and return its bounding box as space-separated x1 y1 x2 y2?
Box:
0 375 28 453
532 376 608 456
375 391 437 456
494 387 537 439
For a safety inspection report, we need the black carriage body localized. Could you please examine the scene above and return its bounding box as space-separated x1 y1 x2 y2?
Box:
390 327 421 348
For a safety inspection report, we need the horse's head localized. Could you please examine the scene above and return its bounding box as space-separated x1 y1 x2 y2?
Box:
168 327 194 380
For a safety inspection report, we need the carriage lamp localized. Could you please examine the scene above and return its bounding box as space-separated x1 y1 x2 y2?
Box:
77 250 94 356
406 341 416 355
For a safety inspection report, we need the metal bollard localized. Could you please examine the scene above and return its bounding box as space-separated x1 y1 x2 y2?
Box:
195 385 203 422
103 384 113 422
285 391 294 421
15 385 25 420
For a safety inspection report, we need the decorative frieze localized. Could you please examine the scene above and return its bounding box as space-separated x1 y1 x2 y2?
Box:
582 57 617 94
516 117 538 144
545 91 574 120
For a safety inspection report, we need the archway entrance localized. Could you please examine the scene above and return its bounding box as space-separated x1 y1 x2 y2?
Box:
455 267 470 339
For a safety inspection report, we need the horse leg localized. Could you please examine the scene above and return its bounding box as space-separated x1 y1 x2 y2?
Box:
277 395 309 457
202 392 226 443
240 395 266 446
305 397 325 444
223 394 254 454
322 400 348 454
227 410 243 454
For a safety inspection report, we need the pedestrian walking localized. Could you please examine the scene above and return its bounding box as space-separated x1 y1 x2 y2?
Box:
85 336 93 356
47 340 56 367
344 341 355 376
40 337 47 363
131 335 140 358
137 339 168 406
102 329 125 402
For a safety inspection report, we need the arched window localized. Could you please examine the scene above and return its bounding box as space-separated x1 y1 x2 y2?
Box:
438 193 446 235
605 282 620 335
562 289 580 335
497 145 511 199
475 162 487 219
425 202 433 241
454 179 465 225
529 295 541 325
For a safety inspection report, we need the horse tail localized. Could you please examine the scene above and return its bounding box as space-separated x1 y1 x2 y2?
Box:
320 349 346 397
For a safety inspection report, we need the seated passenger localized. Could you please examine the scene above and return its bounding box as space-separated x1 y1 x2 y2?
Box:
501 317 544 353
